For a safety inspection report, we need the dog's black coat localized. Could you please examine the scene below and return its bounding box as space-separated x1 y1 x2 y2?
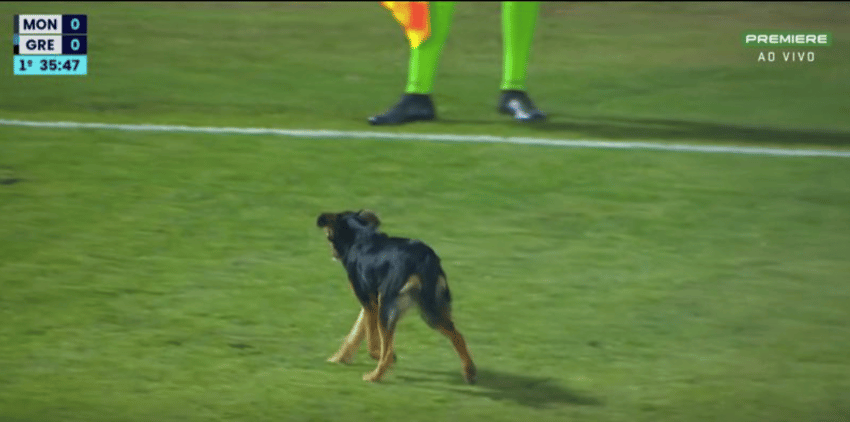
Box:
317 210 476 383
317 210 451 329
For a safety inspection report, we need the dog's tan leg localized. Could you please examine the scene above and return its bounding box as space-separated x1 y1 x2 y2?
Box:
437 321 477 384
327 308 367 364
366 276 418 363
365 307 381 360
366 307 399 364
363 319 396 382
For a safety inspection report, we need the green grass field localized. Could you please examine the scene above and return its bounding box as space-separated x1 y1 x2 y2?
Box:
1 2 849 422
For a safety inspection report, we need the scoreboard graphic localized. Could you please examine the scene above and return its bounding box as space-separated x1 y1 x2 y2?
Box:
13 14 88 75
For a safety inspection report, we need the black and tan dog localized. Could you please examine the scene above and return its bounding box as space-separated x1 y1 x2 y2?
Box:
316 210 476 384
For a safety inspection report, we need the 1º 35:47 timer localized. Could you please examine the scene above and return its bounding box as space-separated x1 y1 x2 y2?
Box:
18 58 80 71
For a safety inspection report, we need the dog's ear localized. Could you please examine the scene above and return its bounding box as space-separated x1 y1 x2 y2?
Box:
357 210 381 229
316 213 336 228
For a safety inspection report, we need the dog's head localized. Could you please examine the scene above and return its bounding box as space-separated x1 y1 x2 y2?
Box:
316 210 381 261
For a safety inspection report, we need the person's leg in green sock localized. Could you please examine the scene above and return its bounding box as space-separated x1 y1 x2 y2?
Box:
369 2 456 125
406 1 455 94
498 1 546 121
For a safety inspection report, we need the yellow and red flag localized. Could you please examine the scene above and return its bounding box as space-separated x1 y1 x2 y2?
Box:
380 2 430 49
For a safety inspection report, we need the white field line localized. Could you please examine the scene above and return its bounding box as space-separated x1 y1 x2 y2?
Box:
1 118 849 158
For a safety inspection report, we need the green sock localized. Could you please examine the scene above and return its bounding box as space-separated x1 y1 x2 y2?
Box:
501 1 540 91
405 1 456 94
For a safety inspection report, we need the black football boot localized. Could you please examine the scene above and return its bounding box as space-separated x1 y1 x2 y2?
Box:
368 93 437 125
497 90 546 122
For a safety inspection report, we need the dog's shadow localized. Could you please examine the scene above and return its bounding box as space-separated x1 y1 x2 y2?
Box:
397 367 604 409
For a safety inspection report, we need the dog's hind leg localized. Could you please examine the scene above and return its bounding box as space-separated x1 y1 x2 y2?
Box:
366 308 397 363
363 316 396 382
327 307 367 364
420 275 477 384
435 317 477 384
365 307 382 360
366 277 420 364
363 290 410 382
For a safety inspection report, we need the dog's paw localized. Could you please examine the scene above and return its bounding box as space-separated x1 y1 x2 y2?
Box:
463 364 477 385
327 352 354 364
362 370 383 382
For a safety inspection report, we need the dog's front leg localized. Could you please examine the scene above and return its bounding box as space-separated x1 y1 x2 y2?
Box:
327 308 367 364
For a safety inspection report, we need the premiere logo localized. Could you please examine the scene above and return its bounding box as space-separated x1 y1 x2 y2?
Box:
742 32 832 64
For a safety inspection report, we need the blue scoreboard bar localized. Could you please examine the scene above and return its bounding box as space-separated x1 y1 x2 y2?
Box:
13 14 88 75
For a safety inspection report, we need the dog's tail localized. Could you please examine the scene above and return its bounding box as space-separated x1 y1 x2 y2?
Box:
417 253 452 329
